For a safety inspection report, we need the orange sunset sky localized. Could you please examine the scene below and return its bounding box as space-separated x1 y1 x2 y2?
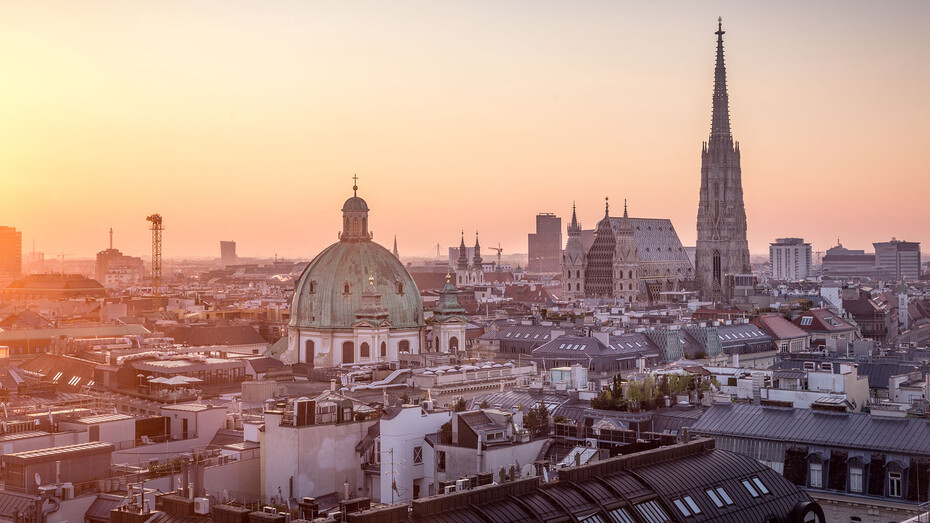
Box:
1 1 928 261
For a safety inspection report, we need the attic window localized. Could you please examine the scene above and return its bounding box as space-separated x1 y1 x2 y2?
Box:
800 317 813 326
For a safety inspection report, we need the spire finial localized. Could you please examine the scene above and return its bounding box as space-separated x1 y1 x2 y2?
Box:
352 174 358 196
605 196 610 217
623 199 628 219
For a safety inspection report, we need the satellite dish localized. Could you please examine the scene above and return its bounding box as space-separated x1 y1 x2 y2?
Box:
34 473 42 486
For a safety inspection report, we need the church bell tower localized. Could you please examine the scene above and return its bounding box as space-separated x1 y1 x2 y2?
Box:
695 18 751 303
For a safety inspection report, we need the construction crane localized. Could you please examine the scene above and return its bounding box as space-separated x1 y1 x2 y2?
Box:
57 253 74 274
146 214 163 297
814 250 825 265
490 243 503 271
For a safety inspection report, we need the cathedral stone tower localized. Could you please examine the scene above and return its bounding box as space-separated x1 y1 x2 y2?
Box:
695 19 750 302
562 203 587 300
612 200 639 304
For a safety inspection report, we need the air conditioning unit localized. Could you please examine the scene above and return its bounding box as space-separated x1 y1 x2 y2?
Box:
193 497 210 515
455 479 469 491
262 506 278 514
444 485 455 494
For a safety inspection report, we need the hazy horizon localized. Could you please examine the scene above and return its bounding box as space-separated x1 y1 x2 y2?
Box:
2 1 928 260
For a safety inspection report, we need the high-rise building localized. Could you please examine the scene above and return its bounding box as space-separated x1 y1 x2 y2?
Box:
220 240 237 264
769 238 812 281
873 239 921 281
527 213 562 273
96 228 145 289
695 19 751 302
0 226 23 280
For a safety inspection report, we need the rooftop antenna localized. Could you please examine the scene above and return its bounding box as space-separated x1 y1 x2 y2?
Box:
109 227 114 250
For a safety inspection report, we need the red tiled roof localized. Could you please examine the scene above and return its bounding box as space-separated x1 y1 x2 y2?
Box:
751 314 809 340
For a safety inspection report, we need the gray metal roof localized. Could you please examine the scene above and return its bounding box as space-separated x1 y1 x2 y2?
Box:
691 403 930 456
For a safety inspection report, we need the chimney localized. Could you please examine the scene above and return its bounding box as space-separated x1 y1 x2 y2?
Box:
330 379 337 392
681 427 690 443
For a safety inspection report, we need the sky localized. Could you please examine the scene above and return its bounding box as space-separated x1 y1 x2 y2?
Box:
1 1 928 261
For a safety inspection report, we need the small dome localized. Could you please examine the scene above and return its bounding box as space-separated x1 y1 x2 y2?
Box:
342 196 369 212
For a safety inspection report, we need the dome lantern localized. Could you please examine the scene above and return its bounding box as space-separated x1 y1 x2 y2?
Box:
341 175 370 242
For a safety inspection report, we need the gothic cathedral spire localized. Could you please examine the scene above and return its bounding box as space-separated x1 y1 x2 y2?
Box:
695 18 750 303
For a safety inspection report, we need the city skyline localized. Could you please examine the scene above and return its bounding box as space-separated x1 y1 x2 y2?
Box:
2 2 928 260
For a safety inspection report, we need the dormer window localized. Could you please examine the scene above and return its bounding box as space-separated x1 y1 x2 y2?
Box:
309 281 316 294
397 281 404 294
343 282 351 295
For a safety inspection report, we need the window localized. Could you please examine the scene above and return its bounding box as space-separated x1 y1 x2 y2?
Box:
360 342 370 358
849 466 863 493
397 282 403 294
437 451 446 472
342 341 354 364
889 472 902 497
449 337 459 351
634 500 670 523
352 218 359 236
743 479 760 497
801 316 813 326
607 507 635 523
308 281 316 293
399 340 410 353
304 340 314 363
809 462 823 488
683 496 700 515
752 477 770 495
413 446 423 465
706 489 723 508
343 282 351 294
673 498 695 517
380 341 386 357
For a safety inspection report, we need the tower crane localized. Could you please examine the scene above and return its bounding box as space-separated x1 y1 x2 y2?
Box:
490 243 503 271
146 214 163 298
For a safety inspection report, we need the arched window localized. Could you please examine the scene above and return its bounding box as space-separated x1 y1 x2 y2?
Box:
362 217 367 235
628 270 633 279
576 283 580 291
360 342 370 358
713 250 722 286
397 282 403 294
398 340 410 353
380 342 387 357
342 341 355 364
449 336 459 351
304 340 314 364
576 270 580 279
353 218 359 236
344 282 350 295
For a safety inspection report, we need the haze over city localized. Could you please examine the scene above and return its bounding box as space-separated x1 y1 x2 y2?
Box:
1 1 928 259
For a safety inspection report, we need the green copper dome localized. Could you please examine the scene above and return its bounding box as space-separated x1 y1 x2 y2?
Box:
290 240 424 330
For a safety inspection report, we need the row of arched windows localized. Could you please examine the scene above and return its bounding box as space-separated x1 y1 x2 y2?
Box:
304 339 410 364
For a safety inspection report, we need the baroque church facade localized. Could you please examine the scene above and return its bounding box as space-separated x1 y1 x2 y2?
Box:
562 200 693 304
694 19 751 301
280 182 465 367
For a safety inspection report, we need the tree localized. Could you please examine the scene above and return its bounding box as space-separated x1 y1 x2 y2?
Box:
453 397 467 412
523 403 550 437
479 399 490 409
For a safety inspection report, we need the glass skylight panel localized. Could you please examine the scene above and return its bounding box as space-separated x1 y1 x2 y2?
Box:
751 477 769 495
683 496 701 514
742 479 759 497
607 507 635 523
706 489 723 508
672 499 690 517
715 487 733 505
